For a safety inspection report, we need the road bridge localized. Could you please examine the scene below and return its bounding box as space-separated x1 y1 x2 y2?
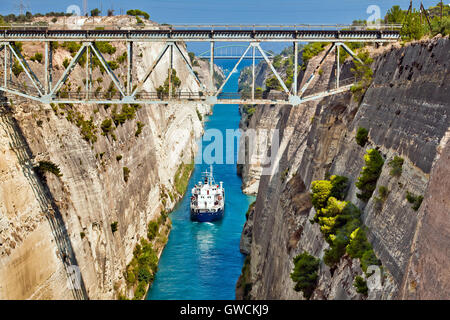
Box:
0 24 401 106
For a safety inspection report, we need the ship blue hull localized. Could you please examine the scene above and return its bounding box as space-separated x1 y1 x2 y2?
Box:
190 208 224 222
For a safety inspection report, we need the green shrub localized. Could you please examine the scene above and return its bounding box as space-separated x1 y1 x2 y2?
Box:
117 51 127 64
62 58 70 68
346 227 380 273
290 252 320 299
35 160 63 178
107 60 119 70
101 118 114 135
406 191 424 211
96 42 116 55
196 109 203 121
12 61 23 77
350 51 373 102
127 9 150 20
329 175 349 200
353 276 368 295
302 42 328 65
346 227 371 259
245 201 256 220
111 221 118 233
311 180 333 212
356 149 384 202
355 127 369 147
374 186 389 209
388 156 404 177
156 69 181 97
135 121 145 137
80 232 86 239
147 221 159 240
75 115 97 144
310 175 349 214
30 52 43 63
116 155 122 161
174 162 194 195
137 266 153 283
265 76 282 91
123 167 130 183
112 104 139 126
133 281 147 300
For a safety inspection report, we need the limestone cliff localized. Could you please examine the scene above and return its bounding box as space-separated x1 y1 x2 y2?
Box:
237 36 450 300
0 16 217 299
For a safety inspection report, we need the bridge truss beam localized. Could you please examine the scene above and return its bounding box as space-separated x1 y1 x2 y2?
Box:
0 28 398 106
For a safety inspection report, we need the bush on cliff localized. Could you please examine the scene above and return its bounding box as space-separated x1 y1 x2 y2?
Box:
290 252 320 299
356 149 384 202
388 156 404 177
35 160 63 178
346 227 381 273
355 127 369 147
353 276 368 295
350 51 373 102
311 175 349 214
406 191 424 211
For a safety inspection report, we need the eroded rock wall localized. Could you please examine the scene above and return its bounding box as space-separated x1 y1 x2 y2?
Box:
239 36 450 300
0 17 215 300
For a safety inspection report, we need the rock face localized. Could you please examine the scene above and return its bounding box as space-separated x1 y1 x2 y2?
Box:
400 129 450 299
0 17 215 299
238 36 450 299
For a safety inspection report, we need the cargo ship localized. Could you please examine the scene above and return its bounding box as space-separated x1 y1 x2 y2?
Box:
190 165 225 222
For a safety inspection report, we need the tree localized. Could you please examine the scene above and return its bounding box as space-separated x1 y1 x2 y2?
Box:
91 8 101 17
290 252 320 299
385 5 405 24
355 149 384 202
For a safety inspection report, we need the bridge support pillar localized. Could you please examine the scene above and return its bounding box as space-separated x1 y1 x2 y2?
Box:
336 43 340 89
252 44 255 100
293 41 298 95
210 41 214 92
2 43 7 89
168 43 173 99
127 41 133 96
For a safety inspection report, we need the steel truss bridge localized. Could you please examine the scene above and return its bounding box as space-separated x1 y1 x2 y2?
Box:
0 24 401 106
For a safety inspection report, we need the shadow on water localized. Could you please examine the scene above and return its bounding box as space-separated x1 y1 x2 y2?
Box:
0 97 88 300
147 60 255 300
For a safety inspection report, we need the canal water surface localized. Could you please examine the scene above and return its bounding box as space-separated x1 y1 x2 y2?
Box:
147 60 255 300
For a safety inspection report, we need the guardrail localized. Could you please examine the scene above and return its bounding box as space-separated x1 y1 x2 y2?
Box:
0 23 403 31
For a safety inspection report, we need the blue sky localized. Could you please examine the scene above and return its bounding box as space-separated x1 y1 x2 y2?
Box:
0 0 443 23
0 1 444 53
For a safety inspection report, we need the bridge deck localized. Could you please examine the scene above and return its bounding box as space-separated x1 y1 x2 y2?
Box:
0 29 400 42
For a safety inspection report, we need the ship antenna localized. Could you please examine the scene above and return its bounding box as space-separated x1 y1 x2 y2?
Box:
210 164 213 185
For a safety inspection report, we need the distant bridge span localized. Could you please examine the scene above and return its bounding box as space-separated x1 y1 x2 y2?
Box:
0 24 401 106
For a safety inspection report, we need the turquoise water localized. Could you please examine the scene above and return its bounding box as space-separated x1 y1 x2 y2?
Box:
146 60 255 300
